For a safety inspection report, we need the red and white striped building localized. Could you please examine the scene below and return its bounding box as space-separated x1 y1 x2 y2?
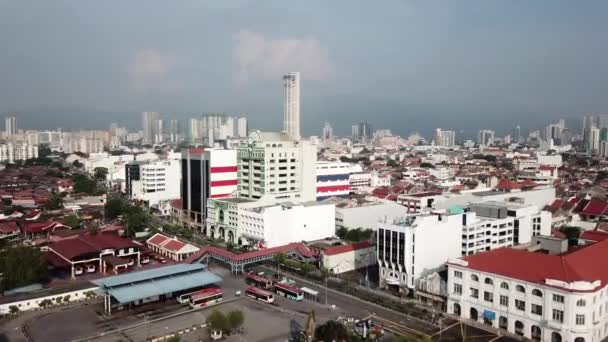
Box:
316 161 352 200
180 148 237 226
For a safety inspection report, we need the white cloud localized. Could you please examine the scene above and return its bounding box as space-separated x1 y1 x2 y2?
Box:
128 49 182 95
234 30 332 85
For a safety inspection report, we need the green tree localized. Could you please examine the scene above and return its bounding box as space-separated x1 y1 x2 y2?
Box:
124 205 149 235
46 193 64 210
274 253 287 277
104 197 126 219
419 162 435 169
207 310 229 334
314 320 349 342
9 305 19 315
0 246 48 292
165 337 181 342
227 310 245 333
39 299 53 309
560 226 582 241
73 174 98 194
63 214 81 229
72 160 83 168
93 167 109 181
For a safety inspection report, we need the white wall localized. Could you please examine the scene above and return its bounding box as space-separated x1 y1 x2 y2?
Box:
0 286 98 315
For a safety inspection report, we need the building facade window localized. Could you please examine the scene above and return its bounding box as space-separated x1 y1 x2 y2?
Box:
500 295 509 306
454 270 462 279
484 291 494 303
577 299 586 307
576 314 585 325
531 304 543 315
515 285 525 293
454 284 462 295
553 294 565 303
500 282 509 290
515 299 525 311
470 288 479 299
552 309 564 323
471 274 479 282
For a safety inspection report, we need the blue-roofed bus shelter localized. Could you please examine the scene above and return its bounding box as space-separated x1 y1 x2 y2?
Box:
92 264 221 315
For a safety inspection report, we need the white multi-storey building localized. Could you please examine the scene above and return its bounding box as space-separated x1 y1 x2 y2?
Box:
237 131 316 203
205 197 335 247
478 129 496 146
447 238 608 342
142 111 162 145
377 214 463 290
434 128 456 148
283 72 301 141
316 161 352 200
462 201 551 256
5 116 16 137
0 142 38 163
129 159 181 214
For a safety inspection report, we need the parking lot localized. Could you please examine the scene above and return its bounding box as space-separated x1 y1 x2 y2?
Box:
20 264 521 342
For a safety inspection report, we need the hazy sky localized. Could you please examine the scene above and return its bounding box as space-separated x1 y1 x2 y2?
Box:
1 1 608 136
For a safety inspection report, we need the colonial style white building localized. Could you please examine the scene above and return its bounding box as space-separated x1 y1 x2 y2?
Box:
447 238 608 342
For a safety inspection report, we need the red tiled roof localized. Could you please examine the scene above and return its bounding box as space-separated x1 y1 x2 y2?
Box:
580 199 608 216
49 234 139 260
148 233 169 246
547 200 564 214
323 241 374 256
452 240 608 292
580 230 608 242
21 221 65 234
496 179 521 191
164 239 187 252
0 221 19 234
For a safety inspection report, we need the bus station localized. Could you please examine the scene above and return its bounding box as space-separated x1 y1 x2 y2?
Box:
92 263 221 315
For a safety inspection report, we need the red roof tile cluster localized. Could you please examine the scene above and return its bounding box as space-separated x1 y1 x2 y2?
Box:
495 179 522 191
323 241 374 256
21 221 67 234
0 221 19 234
147 233 189 252
519 179 539 188
580 230 608 242
579 199 608 216
49 234 139 260
452 240 608 292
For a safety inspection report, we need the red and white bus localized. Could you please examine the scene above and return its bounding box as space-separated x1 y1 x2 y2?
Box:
274 283 304 301
245 273 273 289
245 286 275 303
189 287 223 309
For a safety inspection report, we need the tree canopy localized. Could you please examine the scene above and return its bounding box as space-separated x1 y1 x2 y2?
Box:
73 174 104 195
314 320 349 342
93 167 109 181
63 214 81 229
0 246 48 292
207 310 229 333
45 193 64 210
336 227 374 242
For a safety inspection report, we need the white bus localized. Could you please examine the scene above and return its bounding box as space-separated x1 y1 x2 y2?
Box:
189 287 223 309
245 286 275 304
274 283 304 301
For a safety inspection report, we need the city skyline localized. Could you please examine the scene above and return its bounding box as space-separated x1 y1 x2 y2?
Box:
2 1 608 136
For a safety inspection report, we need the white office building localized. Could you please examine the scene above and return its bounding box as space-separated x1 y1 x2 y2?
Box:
237 131 316 203
447 238 608 342
462 201 551 256
129 159 181 214
283 72 301 141
377 214 463 290
206 198 335 248
335 200 410 230
316 161 352 200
